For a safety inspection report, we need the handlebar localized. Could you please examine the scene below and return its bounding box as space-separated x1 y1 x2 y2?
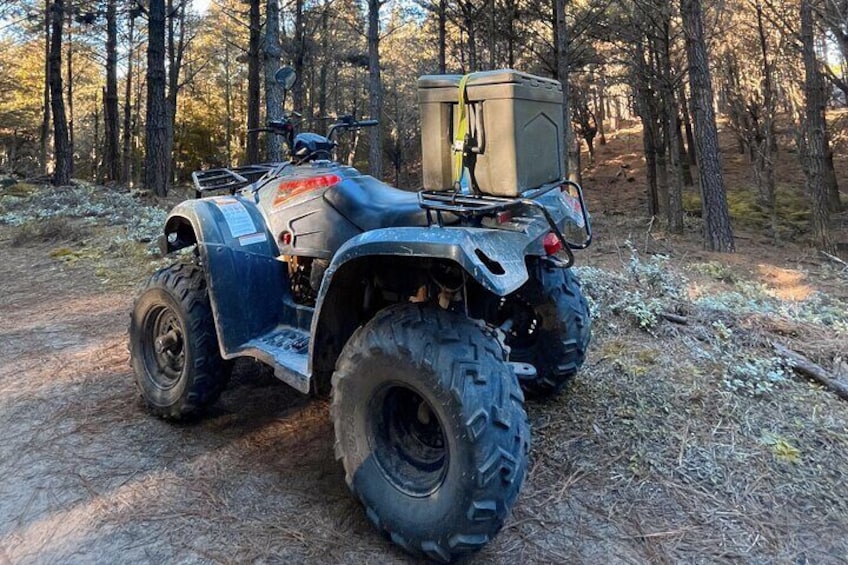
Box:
327 117 379 140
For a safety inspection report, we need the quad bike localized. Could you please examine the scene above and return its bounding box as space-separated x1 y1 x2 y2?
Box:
129 67 592 562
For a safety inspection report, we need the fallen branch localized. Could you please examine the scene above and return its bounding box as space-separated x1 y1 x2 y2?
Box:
773 343 848 401
660 312 689 325
820 250 848 270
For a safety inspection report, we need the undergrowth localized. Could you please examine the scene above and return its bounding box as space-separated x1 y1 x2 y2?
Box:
574 244 847 397
0 181 166 254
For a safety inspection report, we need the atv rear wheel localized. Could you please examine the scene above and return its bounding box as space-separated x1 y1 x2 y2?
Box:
503 267 591 397
129 263 230 420
331 304 530 562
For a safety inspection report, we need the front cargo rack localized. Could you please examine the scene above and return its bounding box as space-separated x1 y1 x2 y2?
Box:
191 164 276 198
417 180 592 269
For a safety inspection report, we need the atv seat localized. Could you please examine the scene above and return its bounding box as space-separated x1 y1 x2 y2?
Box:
324 177 430 231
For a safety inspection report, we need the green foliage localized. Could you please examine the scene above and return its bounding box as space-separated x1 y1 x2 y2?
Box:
690 261 739 284
683 184 812 235
723 356 788 396
761 433 802 463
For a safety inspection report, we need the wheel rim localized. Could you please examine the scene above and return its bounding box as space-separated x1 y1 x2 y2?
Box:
141 304 186 390
369 383 448 497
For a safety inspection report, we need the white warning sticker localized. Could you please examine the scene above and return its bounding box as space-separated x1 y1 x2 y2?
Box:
213 197 256 238
238 232 267 246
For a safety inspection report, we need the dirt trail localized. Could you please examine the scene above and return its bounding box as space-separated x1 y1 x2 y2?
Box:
0 241 643 564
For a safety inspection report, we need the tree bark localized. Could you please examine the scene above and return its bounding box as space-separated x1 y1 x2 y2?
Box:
246 0 262 164
679 84 696 166
367 0 384 179
122 6 136 185
681 0 735 252
555 0 580 183
103 0 120 182
657 23 683 232
754 1 778 239
144 0 171 196
641 114 660 217
292 0 305 117
264 0 283 162
224 38 233 164
438 0 447 73
596 72 606 145
166 0 188 179
49 0 71 186
801 0 833 251
41 0 51 176
317 3 330 129
824 130 842 212
66 4 74 177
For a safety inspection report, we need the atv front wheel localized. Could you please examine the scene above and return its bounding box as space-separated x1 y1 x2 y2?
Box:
332 304 530 562
129 263 230 420
503 267 591 397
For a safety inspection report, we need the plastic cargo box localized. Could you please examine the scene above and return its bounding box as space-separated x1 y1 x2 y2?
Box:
418 69 564 197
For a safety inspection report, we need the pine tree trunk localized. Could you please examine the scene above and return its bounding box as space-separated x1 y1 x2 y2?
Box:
801 0 833 251
681 0 735 252
166 0 187 180
121 8 135 185
103 0 120 182
246 0 261 164
823 130 842 212
41 0 51 176
754 1 777 238
597 72 606 145
555 0 579 183
367 0 384 179
144 0 171 196
66 5 74 177
679 84 696 166
264 0 283 162
658 21 683 233
49 0 71 186
318 4 329 129
438 0 446 73
224 38 233 164
641 114 660 218
292 0 305 116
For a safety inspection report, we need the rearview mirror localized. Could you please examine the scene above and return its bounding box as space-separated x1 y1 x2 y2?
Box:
275 67 297 91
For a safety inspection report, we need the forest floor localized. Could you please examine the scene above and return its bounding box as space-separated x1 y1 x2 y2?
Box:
1 124 847 564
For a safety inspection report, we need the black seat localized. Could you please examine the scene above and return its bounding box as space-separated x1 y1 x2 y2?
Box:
324 177 429 231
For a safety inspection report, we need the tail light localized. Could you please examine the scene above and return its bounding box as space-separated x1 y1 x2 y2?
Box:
543 232 562 255
496 210 513 224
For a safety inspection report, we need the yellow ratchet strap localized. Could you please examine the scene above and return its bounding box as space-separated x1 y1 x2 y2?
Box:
452 73 472 188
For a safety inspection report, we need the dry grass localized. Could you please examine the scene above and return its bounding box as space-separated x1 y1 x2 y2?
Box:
10 217 91 247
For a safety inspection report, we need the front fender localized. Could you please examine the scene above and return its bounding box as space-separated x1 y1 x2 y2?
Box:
161 197 297 357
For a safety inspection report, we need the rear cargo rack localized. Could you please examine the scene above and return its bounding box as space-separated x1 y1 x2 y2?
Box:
191 164 276 198
417 180 592 269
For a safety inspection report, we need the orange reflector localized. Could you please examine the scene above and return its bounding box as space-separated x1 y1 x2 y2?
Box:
543 232 562 255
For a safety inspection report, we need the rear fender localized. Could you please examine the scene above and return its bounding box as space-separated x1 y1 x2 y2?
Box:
323 226 535 296
162 197 301 358
308 226 537 377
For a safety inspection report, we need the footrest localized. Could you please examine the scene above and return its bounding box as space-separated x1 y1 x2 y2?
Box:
241 326 311 393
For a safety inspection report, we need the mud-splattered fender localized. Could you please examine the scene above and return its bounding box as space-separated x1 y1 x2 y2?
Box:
160 197 298 357
315 224 538 302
